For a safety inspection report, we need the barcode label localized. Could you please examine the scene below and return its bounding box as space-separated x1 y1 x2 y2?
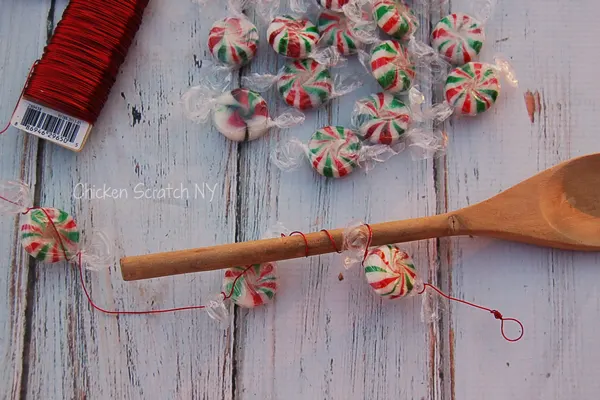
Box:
11 99 92 151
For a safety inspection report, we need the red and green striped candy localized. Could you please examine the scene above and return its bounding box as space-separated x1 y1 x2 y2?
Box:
208 17 259 67
20 208 80 263
267 15 320 59
212 89 271 141
432 13 485 66
370 40 415 94
364 245 417 300
353 92 411 145
372 0 418 40
317 0 350 12
277 59 333 110
307 126 362 178
445 62 500 117
223 263 279 308
317 10 360 56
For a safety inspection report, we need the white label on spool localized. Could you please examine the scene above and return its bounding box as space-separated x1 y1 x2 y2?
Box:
11 98 92 152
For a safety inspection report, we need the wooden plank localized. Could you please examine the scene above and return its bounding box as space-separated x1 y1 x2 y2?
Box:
234 4 438 399
442 0 600 399
23 1 236 399
0 1 49 399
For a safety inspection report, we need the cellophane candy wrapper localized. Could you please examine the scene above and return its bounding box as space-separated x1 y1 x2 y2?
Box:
317 9 377 56
418 279 449 324
242 55 363 111
0 180 32 214
79 231 114 272
343 0 419 41
271 126 398 179
351 87 448 160
341 221 373 270
436 56 518 118
196 0 276 69
430 0 497 65
356 36 451 94
181 69 305 142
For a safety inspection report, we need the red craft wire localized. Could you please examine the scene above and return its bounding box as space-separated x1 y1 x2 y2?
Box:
20 0 149 124
418 283 524 342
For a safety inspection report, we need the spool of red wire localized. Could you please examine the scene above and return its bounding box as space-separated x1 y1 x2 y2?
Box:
3 0 149 150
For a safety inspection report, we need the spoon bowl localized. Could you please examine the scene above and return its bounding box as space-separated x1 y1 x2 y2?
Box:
540 154 600 246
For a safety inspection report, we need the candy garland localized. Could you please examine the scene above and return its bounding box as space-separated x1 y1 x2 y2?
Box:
0 184 278 319
267 15 320 59
208 17 260 67
0 184 524 341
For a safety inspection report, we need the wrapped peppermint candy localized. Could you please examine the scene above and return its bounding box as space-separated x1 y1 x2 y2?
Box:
317 10 367 56
342 0 418 41
267 15 322 59
181 74 305 142
222 262 279 308
242 54 362 110
317 0 351 12
0 181 112 268
196 0 275 69
431 0 496 65
371 0 419 40
206 225 284 321
350 89 448 154
271 125 398 178
438 57 518 117
363 244 420 299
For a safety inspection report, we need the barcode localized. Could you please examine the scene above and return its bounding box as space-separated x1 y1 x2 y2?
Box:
21 106 81 144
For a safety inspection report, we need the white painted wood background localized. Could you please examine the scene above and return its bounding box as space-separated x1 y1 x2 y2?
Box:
0 0 598 398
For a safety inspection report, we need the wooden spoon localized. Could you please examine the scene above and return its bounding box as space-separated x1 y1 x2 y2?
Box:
120 153 600 281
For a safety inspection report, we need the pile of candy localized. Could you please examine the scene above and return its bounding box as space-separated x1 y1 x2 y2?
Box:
0 1 523 336
183 0 517 179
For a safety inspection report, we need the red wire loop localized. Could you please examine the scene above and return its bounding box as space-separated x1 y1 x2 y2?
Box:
419 283 524 343
361 224 373 265
282 231 310 257
320 229 342 253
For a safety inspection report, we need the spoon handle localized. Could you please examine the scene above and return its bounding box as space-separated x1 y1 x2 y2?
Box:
120 214 454 281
